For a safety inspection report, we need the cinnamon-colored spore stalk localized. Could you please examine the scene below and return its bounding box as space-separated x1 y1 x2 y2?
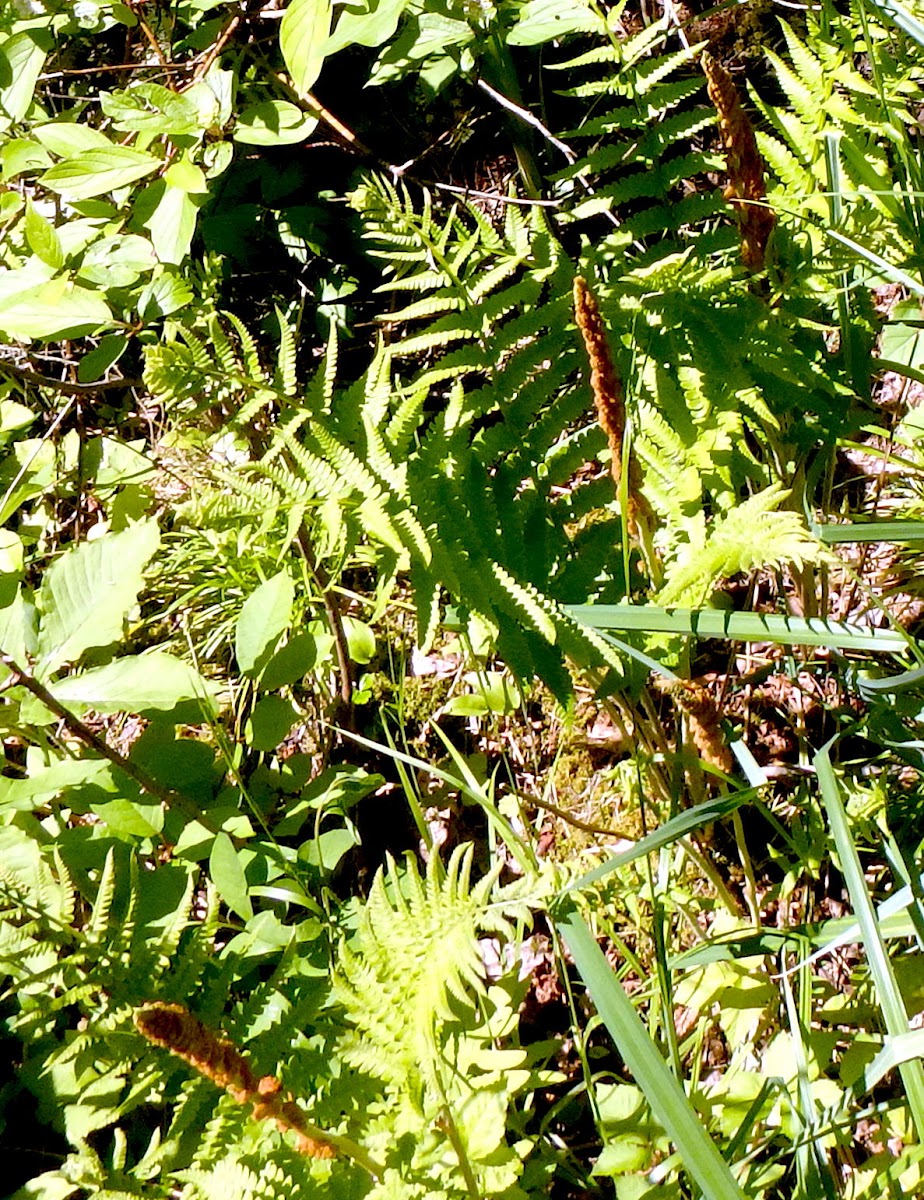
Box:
702 51 775 271
135 1001 336 1159
573 276 653 537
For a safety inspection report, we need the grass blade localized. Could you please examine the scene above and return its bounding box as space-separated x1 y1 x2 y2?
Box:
554 904 746 1200
568 604 909 652
816 740 924 1136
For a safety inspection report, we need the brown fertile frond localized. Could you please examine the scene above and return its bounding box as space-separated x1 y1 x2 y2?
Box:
702 52 775 270
135 1002 337 1159
573 276 653 538
656 677 734 774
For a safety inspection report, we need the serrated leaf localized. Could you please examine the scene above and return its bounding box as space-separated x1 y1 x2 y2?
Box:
280 0 332 97
35 521 160 677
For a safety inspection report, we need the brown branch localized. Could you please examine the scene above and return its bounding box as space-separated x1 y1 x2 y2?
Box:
0 651 217 833
0 360 142 395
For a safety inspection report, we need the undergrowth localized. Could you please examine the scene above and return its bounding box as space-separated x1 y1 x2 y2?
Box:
2 0 924 1198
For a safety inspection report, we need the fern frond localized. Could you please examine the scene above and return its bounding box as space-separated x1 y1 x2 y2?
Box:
658 485 831 607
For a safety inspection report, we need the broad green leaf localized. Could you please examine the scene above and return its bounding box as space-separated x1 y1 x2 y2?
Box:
209 831 253 921
2 138 51 180
299 825 359 872
0 278 112 341
233 100 318 146
246 695 298 751
78 334 128 383
444 671 522 717
136 180 202 265
78 234 157 288
35 521 160 676
0 31 49 123
101 83 200 136
259 632 320 689
280 0 332 97
51 652 219 716
326 0 407 53
40 147 160 201
91 797 163 839
508 0 602 45
33 122 113 156
136 270 193 320
24 200 64 270
235 571 295 677
343 615 375 664
163 159 208 192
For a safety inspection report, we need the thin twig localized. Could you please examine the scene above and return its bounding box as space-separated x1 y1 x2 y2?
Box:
432 182 560 207
186 12 242 87
0 651 217 833
476 77 577 163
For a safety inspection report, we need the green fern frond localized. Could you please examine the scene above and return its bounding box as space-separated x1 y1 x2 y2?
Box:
273 307 298 398
658 485 831 607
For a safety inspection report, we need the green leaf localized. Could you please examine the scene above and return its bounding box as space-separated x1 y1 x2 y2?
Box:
235 571 295 677
78 334 128 383
24 200 64 269
40 147 160 201
259 631 321 689
326 0 408 54
78 234 157 288
507 0 601 45
444 671 523 717
33 122 114 156
90 797 163 839
343 615 375 664
299 825 359 872
135 179 202 265
35 521 160 677
233 101 318 146
0 278 113 342
51 652 219 716
245 696 298 751
209 831 253 921
137 271 193 320
0 31 49 123
280 0 332 97
101 82 201 136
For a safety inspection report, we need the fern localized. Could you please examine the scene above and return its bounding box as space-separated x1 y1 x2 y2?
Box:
657 484 832 607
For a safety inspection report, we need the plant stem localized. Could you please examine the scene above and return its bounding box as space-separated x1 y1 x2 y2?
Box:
0 651 217 834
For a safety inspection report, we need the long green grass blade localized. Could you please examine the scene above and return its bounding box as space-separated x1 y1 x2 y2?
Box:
816 740 924 1135
673 906 917 969
567 604 908 652
555 905 746 1200
826 228 924 296
863 1031 924 1093
812 520 924 545
564 789 756 895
